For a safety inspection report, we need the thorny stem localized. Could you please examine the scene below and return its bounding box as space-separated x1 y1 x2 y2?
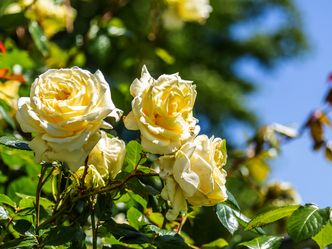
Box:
81 159 90 188
162 201 169 229
52 169 63 213
38 171 159 229
79 171 159 200
90 197 98 249
35 164 49 236
176 215 187 233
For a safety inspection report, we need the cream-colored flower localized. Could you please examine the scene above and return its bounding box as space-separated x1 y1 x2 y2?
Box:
0 80 21 125
16 67 122 171
159 135 227 219
87 131 126 179
161 176 187 220
75 164 105 189
163 0 212 28
21 0 75 37
124 66 199 154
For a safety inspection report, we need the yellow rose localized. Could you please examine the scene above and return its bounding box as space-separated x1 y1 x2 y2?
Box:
87 131 126 179
124 66 199 154
16 67 122 171
163 0 212 28
21 0 76 37
160 176 187 220
0 80 21 125
75 165 105 189
159 135 227 220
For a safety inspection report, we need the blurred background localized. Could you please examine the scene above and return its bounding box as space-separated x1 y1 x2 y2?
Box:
0 0 332 246
233 0 332 208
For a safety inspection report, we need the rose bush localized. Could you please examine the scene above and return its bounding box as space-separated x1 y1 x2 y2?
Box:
16 67 122 170
124 65 199 154
159 135 228 220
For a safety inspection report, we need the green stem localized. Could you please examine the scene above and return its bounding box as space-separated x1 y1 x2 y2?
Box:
81 159 90 188
52 170 62 213
90 198 97 249
35 164 48 235
39 171 159 229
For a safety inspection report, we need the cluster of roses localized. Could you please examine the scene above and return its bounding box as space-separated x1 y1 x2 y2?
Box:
16 66 227 220
4 0 212 38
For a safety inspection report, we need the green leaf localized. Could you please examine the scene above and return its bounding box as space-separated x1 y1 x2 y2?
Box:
155 234 191 249
155 48 175 64
215 203 239 234
95 193 113 221
100 219 149 244
226 190 240 210
17 193 54 211
8 178 36 202
0 13 27 30
0 48 35 69
137 165 152 174
102 245 130 249
246 205 299 230
0 237 38 249
143 224 176 236
88 34 112 65
202 238 228 249
0 206 9 220
312 220 332 249
232 209 265 235
16 192 53 218
0 194 16 208
44 225 85 246
127 207 143 229
124 141 142 172
28 21 49 56
129 192 147 208
13 219 32 234
286 205 330 242
0 100 16 129
239 235 283 249
126 178 159 196
0 136 30 150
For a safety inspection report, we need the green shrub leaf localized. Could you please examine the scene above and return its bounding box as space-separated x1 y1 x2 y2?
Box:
154 234 191 249
125 141 142 172
100 219 150 244
216 203 239 234
0 237 37 248
0 136 30 151
0 194 16 208
13 219 32 234
239 235 283 249
226 190 240 210
202 238 228 249
28 21 49 56
286 205 330 242
246 205 299 230
44 225 85 246
312 220 332 249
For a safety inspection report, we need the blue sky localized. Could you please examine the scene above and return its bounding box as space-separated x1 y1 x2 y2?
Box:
234 0 332 207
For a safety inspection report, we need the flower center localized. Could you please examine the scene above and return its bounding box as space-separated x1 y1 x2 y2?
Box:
55 89 71 100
